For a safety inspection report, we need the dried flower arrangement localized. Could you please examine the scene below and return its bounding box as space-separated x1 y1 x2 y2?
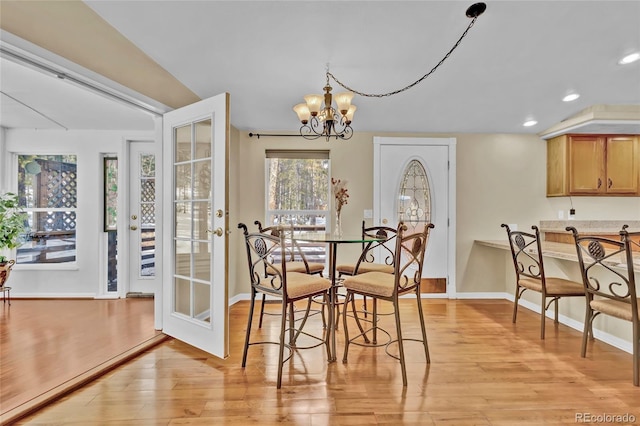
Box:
331 178 349 217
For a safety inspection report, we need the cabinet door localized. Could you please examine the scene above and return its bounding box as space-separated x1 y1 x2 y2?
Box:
569 135 606 194
606 136 637 194
546 136 568 196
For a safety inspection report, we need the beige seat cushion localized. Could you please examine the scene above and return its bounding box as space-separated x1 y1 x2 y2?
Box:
343 271 396 298
286 272 331 300
337 263 394 276
519 277 584 296
305 262 325 274
267 261 323 275
591 298 640 322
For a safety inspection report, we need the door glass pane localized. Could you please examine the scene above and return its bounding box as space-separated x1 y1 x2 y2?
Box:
175 125 191 162
398 159 431 232
173 121 211 325
194 160 211 199
194 243 211 282
175 202 191 239
139 153 156 277
193 201 210 241
193 281 211 322
194 119 212 160
175 164 191 200
174 278 190 316
107 232 118 292
175 240 191 277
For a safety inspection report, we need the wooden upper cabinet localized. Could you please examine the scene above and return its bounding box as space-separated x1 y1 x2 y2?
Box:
606 136 638 193
569 135 606 194
546 135 568 197
546 134 639 196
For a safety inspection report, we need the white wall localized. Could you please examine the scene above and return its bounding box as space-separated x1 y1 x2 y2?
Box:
2 129 155 297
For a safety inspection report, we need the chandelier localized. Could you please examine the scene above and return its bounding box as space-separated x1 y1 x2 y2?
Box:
293 73 356 141
292 2 487 141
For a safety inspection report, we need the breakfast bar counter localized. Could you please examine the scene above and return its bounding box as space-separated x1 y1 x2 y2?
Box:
475 220 640 272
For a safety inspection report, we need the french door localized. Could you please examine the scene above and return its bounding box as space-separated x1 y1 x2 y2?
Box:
162 93 229 358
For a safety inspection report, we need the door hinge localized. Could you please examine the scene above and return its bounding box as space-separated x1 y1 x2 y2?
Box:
447 218 450 227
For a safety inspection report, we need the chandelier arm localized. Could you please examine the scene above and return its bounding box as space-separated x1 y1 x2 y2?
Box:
326 15 479 98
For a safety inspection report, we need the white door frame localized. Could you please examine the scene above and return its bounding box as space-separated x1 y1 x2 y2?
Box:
373 136 457 298
122 128 164 330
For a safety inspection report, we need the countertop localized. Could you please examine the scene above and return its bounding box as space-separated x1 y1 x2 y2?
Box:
539 220 640 234
475 239 640 272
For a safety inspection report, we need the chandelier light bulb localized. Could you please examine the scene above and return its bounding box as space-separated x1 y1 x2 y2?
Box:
334 92 354 114
303 94 323 116
345 105 357 123
293 103 311 124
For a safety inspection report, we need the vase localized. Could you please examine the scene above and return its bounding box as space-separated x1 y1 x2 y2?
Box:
334 208 343 237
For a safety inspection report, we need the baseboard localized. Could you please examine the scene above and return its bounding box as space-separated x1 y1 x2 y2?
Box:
10 293 97 299
455 292 510 299
514 297 633 354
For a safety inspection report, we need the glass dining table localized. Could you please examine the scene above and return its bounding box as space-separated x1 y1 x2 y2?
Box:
293 231 384 362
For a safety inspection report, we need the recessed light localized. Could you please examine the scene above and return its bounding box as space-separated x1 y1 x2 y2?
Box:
563 93 580 102
523 120 538 127
619 52 640 65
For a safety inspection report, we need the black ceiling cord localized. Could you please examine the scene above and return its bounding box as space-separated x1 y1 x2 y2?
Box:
328 3 487 98
250 3 487 140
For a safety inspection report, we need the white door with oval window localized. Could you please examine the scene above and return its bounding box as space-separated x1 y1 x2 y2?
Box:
162 93 229 358
373 137 456 297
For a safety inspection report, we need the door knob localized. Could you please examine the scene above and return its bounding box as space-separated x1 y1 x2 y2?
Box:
382 218 388 224
130 225 138 231
215 209 224 218
131 215 137 220
207 227 224 237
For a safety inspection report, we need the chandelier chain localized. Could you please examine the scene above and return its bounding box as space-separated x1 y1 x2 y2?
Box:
326 16 479 98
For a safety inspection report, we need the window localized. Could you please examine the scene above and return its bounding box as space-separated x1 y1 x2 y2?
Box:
16 155 78 264
265 150 330 263
398 159 431 232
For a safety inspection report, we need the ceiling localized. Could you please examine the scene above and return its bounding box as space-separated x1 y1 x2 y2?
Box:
1 1 639 135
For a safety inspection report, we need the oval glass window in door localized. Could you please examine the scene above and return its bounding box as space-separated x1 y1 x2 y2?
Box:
397 159 431 231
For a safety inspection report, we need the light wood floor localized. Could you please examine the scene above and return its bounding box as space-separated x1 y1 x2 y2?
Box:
0 298 162 424
8 299 640 425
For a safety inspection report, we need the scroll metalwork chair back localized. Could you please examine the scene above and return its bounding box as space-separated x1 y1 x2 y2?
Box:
238 223 331 388
254 220 325 328
337 221 398 276
255 220 324 276
567 226 639 386
342 222 434 386
335 221 398 337
502 224 584 339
